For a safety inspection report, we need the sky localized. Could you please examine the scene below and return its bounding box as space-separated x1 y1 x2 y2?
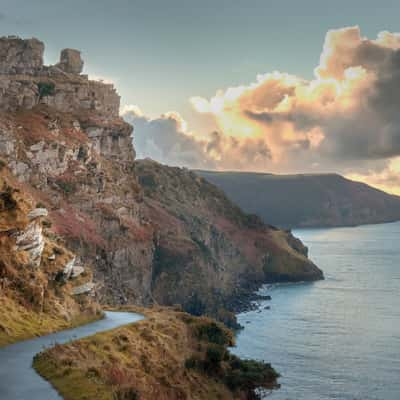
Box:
1 0 400 194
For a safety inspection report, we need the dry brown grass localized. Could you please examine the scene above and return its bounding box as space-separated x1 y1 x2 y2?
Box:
0 169 102 347
34 306 279 400
34 307 239 400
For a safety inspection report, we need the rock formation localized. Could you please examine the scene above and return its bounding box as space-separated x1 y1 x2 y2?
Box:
0 36 44 75
0 36 119 117
14 209 46 267
56 49 84 74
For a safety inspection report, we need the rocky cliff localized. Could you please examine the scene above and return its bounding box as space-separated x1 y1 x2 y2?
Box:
197 170 400 228
0 166 101 346
136 160 322 321
0 37 322 329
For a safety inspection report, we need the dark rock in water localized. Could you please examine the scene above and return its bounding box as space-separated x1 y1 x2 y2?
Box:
259 295 272 301
264 306 271 310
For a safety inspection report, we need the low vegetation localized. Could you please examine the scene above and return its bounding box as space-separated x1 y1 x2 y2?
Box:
33 307 279 400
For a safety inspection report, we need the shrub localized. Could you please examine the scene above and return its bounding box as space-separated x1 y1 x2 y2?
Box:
184 356 198 370
112 387 139 400
204 344 225 372
195 321 232 346
55 179 76 194
225 356 279 392
37 82 55 100
42 219 52 228
0 185 17 210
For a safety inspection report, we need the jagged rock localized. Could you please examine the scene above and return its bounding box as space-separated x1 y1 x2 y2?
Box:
0 36 44 74
72 282 95 295
59 258 84 280
14 221 44 267
9 161 29 181
27 208 48 220
0 37 120 116
57 49 83 74
71 265 85 278
63 257 76 280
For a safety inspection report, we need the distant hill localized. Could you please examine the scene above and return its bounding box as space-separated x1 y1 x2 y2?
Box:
196 171 400 228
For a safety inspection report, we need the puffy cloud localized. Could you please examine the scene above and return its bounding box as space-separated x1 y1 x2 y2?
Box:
122 106 272 170
191 26 400 174
123 27 400 193
122 106 212 168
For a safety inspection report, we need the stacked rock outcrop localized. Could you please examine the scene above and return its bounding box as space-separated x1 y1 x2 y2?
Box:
0 36 120 117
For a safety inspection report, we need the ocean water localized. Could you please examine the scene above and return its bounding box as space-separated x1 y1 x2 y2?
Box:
233 221 400 400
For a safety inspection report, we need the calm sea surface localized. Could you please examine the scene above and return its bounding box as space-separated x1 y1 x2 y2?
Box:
233 221 400 400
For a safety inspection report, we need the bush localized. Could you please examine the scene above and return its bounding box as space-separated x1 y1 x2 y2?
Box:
55 179 76 194
184 356 198 369
206 344 224 365
195 321 232 346
42 219 52 228
0 185 17 211
225 355 279 392
204 344 225 372
112 387 139 400
37 82 55 100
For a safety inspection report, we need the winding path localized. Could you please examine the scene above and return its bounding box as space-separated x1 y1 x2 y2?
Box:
0 311 143 400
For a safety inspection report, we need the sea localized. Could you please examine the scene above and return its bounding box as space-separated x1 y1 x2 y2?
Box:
233 221 400 400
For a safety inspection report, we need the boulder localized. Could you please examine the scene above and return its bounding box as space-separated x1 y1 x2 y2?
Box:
57 48 83 74
72 282 95 295
14 221 44 267
27 208 48 220
71 265 85 279
63 257 76 280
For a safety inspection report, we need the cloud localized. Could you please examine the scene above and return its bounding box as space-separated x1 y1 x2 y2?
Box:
123 106 211 168
122 27 400 193
122 106 272 170
190 26 400 174
347 157 400 196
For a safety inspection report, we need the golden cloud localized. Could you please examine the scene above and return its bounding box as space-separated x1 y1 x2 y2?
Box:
191 26 400 170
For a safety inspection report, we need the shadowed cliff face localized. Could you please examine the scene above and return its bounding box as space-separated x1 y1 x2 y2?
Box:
135 160 323 318
197 170 400 228
0 37 322 327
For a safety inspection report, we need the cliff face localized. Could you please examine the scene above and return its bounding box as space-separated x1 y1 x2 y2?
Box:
197 170 400 228
0 37 322 327
136 160 322 317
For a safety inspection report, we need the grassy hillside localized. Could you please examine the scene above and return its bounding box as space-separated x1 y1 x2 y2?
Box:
196 171 400 228
34 307 279 400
